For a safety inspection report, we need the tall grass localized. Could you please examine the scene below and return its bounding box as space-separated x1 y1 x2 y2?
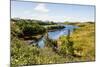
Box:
71 22 95 61
58 22 95 62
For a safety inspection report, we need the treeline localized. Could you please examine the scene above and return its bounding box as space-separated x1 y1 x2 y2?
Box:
11 18 65 38
11 18 56 25
47 25 65 31
11 19 45 38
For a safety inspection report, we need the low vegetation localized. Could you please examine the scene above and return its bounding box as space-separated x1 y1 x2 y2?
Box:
58 22 95 61
11 18 95 66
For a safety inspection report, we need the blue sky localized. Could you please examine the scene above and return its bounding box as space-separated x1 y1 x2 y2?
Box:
11 1 95 22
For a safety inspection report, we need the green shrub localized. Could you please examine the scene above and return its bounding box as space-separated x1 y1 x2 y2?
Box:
11 37 40 66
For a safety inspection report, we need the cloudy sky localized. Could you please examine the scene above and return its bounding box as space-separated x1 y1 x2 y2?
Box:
11 1 95 22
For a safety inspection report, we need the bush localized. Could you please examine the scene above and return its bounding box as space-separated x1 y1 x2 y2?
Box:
11 37 40 66
58 35 74 57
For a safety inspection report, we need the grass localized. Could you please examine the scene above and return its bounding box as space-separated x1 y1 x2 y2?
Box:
71 22 95 61
11 20 95 66
11 37 67 66
58 22 95 62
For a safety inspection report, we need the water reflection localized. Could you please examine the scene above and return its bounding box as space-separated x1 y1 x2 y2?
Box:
35 25 78 48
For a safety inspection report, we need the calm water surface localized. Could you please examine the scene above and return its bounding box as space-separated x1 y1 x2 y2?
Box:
36 25 78 48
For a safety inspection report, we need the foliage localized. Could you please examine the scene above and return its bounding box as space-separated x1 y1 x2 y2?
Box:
11 19 95 66
47 25 65 31
11 37 40 66
58 22 95 62
22 24 46 36
58 35 74 57
11 18 67 66
11 37 67 66
11 19 56 26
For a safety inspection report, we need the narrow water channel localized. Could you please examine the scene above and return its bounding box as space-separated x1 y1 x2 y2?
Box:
37 25 78 48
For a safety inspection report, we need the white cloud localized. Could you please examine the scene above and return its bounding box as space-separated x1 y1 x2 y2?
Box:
34 4 49 13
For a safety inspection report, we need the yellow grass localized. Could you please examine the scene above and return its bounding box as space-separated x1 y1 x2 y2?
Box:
70 22 95 61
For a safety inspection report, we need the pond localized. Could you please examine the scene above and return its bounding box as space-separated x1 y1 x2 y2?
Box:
33 25 78 48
